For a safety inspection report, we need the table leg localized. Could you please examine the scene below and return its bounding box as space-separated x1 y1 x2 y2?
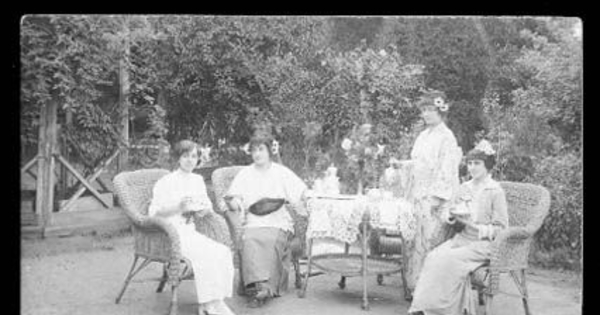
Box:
339 243 350 289
361 216 369 311
298 238 314 298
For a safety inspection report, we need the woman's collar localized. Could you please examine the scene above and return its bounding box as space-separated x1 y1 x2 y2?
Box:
427 122 446 133
467 175 499 191
253 161 273 171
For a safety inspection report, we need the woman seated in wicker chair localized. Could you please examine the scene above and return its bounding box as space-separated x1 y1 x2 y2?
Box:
408 140 509 315
148 140 235 315
224 132 308 307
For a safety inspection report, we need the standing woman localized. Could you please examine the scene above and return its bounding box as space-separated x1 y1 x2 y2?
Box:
148 140 235 315
392 90 463 298
224 132 308 307
408 140 509 315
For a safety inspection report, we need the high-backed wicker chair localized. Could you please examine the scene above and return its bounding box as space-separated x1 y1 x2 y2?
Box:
211 165 309 293
471 181 551 315
370 181 550 313
113 168 232 315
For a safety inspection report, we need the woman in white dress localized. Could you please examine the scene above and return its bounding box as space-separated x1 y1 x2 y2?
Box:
389 90 463 299
225 132 308 307
408 140 509 315
148 140 235 315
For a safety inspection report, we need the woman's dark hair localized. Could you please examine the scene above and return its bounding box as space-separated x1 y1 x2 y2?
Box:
249 132 275 158
171 139 198 161
465 149 496 171
417 93 449 117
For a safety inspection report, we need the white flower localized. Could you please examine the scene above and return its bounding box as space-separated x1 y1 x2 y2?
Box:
199 146 212 164
376 144 386 156
474 140 496 155
242 143 250 155
379 49 387 57
365 147 373 156
271 140 280 155
341 138 353 151
434 97 448 112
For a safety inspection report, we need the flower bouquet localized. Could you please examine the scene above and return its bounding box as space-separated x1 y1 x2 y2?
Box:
341 123 385 194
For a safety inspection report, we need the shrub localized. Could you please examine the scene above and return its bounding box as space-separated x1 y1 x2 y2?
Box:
529 152 582 270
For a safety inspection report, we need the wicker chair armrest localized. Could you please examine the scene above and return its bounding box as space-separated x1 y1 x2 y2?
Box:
489 227 534 270
138 216 185 283
194 211 233 248
497 226 533 241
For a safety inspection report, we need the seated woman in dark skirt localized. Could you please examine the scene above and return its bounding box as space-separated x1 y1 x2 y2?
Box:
224 132 308 307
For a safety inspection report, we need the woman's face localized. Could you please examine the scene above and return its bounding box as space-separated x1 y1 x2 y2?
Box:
420 107 443 127
467 159 488 180
178 148 199 173
251 143 271 166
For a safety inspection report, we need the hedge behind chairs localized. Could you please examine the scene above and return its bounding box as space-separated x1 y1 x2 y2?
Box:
113 168 231 315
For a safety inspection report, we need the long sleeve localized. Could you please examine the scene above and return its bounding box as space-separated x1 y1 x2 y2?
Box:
282 168 309 216
430 135 462 201
477 187 509 240
193 175 214 212
226 169 246 200
148 178 170 217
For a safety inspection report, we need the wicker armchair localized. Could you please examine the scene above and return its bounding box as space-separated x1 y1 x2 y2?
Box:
471 181 551 315
211 165 310 293
113 168 231 315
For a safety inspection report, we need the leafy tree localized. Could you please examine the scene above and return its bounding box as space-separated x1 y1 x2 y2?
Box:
481 17 582 268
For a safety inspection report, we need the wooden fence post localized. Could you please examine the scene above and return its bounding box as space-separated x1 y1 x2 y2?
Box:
35 99 58 234
118 46 130 172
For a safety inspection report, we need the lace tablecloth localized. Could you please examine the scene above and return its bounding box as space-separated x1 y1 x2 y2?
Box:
306 194 417 244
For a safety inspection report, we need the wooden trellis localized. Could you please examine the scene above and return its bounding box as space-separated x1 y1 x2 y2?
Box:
21 104 128 234
22 63 130 234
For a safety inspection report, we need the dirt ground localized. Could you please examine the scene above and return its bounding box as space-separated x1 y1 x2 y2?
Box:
21 232 582 315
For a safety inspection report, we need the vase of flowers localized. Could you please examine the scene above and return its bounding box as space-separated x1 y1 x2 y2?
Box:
341 123 385 195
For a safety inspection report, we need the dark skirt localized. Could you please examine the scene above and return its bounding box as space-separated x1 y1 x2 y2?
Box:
241 227 292 296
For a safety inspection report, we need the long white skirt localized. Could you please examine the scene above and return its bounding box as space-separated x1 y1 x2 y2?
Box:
177 223 234 304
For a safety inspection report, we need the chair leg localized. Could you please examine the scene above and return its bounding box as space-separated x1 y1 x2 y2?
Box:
169 283 179 315
511 270 532 315
115 256 152 304
299 239 313 298
483 293 494 315
156 266 168 293
400 264 411 301
237 251 246 296
293 258 302 289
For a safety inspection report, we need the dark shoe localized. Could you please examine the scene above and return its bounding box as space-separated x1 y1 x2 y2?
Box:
404 288 413 301
247 297 265 308
255 288 271 301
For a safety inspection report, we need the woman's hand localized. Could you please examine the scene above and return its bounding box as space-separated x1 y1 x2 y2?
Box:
193 207 210 219
441 206 456 224
389 158 413 169
180 196 196 212
429 196 444 208
225 196 243 212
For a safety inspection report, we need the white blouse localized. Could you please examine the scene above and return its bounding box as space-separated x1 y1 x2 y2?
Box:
410 122 463 201
148 169 213 228
226 162 308 233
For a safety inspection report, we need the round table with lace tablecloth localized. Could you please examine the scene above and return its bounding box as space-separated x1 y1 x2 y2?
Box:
299 192 417 310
